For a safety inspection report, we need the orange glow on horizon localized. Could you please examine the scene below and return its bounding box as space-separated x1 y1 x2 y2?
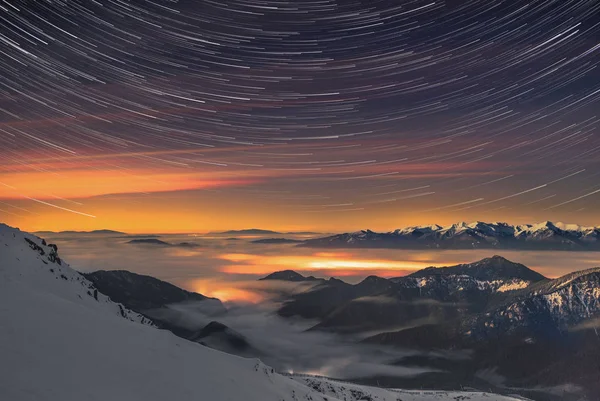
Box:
0 169 258 200
217 252 456 276
190 279 264 303
321 268 416 277
2 135 597 235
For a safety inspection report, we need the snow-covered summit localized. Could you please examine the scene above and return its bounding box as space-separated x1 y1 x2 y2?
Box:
302 221 600 250
0 223 151 325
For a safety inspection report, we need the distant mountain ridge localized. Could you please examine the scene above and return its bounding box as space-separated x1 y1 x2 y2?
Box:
407 255 546 282
214 229 282 235
83 270 219 311
35 229 126 235
126 238 200 248
251 238 303 244
127 238 172 246
301 221 600 250
275 256 548 330
214 229 319 235
260 270 322 282
269 257 600 399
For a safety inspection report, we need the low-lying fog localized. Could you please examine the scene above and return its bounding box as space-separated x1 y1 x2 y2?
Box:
37 231 600 381
41 231 600 294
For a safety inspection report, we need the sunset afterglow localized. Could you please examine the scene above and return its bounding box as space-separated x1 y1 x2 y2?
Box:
191 279 265 304
218 252 458 277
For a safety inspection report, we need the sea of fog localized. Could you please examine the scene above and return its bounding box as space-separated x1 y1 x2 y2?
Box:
40 231 600 295
34 231 600 389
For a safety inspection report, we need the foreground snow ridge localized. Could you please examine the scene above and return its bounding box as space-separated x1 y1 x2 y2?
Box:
0 223 151 325
292 376 528 401
0 223 525 401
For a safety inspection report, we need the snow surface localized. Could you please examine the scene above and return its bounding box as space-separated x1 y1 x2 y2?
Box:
0 223 526 401
292 376 525 401
411 275 531 293
0 224 151 325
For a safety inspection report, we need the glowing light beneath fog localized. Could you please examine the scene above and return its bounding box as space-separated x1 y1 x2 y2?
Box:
218 252 456 276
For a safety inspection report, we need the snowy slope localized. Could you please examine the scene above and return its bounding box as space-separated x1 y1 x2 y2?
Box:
291 376 525 401
466 267 600 338
0 224 524 401
0 223 151 325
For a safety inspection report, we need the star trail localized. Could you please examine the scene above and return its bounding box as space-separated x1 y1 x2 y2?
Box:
1 0 600 232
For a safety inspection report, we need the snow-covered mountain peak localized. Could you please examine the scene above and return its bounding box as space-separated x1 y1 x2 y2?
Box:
441 221 471 232
408 255 546 283
303 220 600 250
517 220 598 234
395 224 443 235
553 221 597 232
517 220 559 233
0 224 152 326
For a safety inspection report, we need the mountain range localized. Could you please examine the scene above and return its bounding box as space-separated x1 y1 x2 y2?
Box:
301 221 600 250
270 256 546 332
1 222 524 401
213 229 319 235
126 238 201 248
80 257 598 400
215 228 283 235
34 229 126 235
265 257 600 400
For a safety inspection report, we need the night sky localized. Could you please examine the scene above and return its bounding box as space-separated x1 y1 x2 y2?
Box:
2 0 600 232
